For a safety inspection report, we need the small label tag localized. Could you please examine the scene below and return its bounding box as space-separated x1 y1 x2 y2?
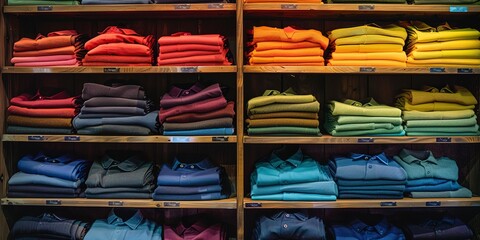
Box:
380 201 397 207
163 202 180 207
179 66 198 73
436 137 451 143
430 67 445 73
357 138 374 143
245 202 262 208
103 68 120 73
175 4 191 9
28 136 45 141
46 200 61 205
359 67 376 72
64 136 80 141
358 4 375 10
281 4 297 9
208 3 224 8
458 68 473 73
212 136 229 142
171 137 191 143
450 6 468 12
108 201 123 206
426 201 441 207
37 6 53 11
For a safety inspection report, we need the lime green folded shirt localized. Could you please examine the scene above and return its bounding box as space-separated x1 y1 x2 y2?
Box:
331 52 407 62
327 114 403 125
334 44 404 53
329 24 407 42
249 101 320 116
402 110 475 120
406 57 480 66
247 88 317 111
406 21 480 43
397 85 477 105
333 35 406 46
328 99 401 117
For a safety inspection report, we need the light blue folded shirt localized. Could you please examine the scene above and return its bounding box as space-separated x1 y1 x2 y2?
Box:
251 192 337 201
251 180 338 196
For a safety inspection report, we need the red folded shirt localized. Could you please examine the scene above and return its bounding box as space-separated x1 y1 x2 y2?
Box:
85 26 154 50
87 43 152 56
158 32 225 46
83 55 152 63
159 44 224 54
10 91 80 109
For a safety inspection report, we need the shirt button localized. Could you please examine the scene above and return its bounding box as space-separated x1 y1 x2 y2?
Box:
190 165 195 169
285 214 290 218
368 165 373 169
364 156 369 160
427 171 431 174
184 91 190 95
283 224 288 228
179 164 184 168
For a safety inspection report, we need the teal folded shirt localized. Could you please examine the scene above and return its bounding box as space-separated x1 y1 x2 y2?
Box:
251 192 337 201
251 180 338 196
409 187 472 198
394 149 458 181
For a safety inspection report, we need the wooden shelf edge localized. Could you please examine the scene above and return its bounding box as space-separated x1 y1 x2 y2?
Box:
243 66 480 74
1 134 237 143
243 197 480 209
3 3 236 13
1 197 237 209
1 66 237 74
243 135 480 144
243 3 480 12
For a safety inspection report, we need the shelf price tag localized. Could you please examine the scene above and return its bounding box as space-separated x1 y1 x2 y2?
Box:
64 136 80 141
175 4 191 9
281 4 297 9
163 202 180 207
46 200 61 205
357 138 374 143
359 67 376 73
212 136 229 142
426 201 441 207
37 6 53 11
245 202 262 208
458 68 473 73
171 137 191 143
430 67 445 73
28 136 45 141
208 3 224 8
108 201 124 206
358 4 375 10
450 6 468 12
179 66 198 73
380 201 397 207
436 137 451 143
103 67 120 73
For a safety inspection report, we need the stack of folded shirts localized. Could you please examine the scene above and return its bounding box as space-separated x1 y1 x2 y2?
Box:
329 152 407 199
74 82 159 135
153 156 231 200
157 32 233 66
396 85 479 136
10 213 89 240
247 26 329 65
83 26 154 66
402 21 480 66
8 0 79 5
394 149 473 198
327 24 407 67
251 147 337 200
330 217 406 239
401 215 474 239
325 98 404 136
246 88 321 136
159 82 234 136
8 152 91 198
6 90 81 134
11 30 87 66
85 151 155 199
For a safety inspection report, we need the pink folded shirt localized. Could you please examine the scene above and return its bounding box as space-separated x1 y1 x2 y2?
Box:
157 53 231 66
14 59 78 67
158 32 225 46
159 50 226 60
11 54 76 64
160 44 224 54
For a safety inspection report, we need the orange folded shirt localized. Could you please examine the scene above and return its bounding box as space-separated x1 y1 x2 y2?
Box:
330 52 407 62
85 26 153 50
251 41 322 51
14 35 75 52
249 56 325 65
8 105 77 118
159 44 223 54
13 46 76 57
83 55 152 63
253 26 329 50
86 43 152 56
249 47 324 57
158 33 225 46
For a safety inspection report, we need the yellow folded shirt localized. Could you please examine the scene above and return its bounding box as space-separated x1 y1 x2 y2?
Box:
334 44 404 53
334 35 406 46
411 40 480 52
331 52 406 62
328 59 406 67
397 85 477 105
254 41 322 51
397 100 475 111
408 26 480 43
249 56 325 65
253 26 329 49
328 100 401 117
329 24 407 42
409 49 480 60
406 57 480 66
250 47 324 57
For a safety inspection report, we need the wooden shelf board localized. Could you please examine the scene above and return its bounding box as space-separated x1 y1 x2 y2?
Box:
244 197 480 209
1 134 237 143
1 66 237 74
243 136 480 144
244 66 480 74
1 197 237 209
243 3 480 13
4 3 236 13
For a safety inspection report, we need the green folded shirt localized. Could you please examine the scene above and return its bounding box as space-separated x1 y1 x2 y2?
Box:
328 125 404 136
247 126 321 136
249 101 320 116
406 116 477 127
405 125 479 133
327 114 403 125
247 88 317 111
402 110 475 120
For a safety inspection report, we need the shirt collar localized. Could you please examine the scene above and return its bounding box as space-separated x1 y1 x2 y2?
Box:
107 209 143 230
399 149 438 165
271 211 308 221
167 82 205 98
343 97 380 107
99 26 139 35
269 148 303 168
30 90 71 100
175 218 211 237
262 87 297 97
100 153 145 171
172 157 215 170
422 85 454 93
32 152 76 164
350 152 390 165
350 218 389 236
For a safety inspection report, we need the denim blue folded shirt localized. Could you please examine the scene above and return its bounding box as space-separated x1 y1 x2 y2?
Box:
252 148 332 187
330 152 407 181
154 184 222 195
8 172 83 188
393 149 459 181
84 209 162 240
152 192 228 201
330 218 406 240
73 111 159 132
17 152 91 181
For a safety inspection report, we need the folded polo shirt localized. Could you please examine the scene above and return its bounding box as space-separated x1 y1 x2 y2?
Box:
83 97 151 109
13 45 76 57
73 111 159 132
406 57 480 66
11 54 76 63
328 24 407 42
402 109 475 120
330 218 405 240
408 39 480 52
253 211 326 240
405 21 480 43
333 35 406 46
409 187 472 198
165 101 235 123
82 83 146 100
8 172 83 188
331 52 406 62
10 90 80 109
85 26 154 51
7 115 73 128
249 47 324 57
328 59 406 67
248 88 316 109
333 44 404 53
393 149 459 181
403 216 473 240
158 33 226 46
405 116 477 127
253 26 329 49
247 126 321 136
253 41 322 51
18 152 91 181
164 215 226 240
396 99 475 111
328 98 401 117
247 118 319 128
11 213 88 240
8 105 78 118
160 82 223 109
248 111 318 120
397 85 479 106
409 49 480 60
